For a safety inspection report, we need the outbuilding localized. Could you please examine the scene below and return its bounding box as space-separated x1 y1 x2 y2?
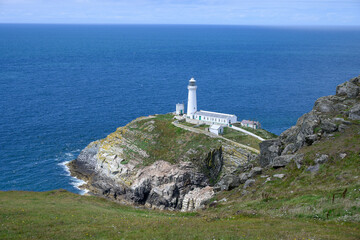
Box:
240 120 261 129
209 124 224 135
176 103 185 115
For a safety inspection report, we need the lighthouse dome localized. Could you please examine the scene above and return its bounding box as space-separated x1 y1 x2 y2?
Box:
189 77 196 86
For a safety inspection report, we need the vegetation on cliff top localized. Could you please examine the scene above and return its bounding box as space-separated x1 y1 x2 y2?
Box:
177 119 273 151
97 113 262 168
222 127 261 150
232 123 278 140
124 114 223 166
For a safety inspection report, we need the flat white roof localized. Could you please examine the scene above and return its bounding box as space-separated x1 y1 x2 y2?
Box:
195 110 236 119
210 124 223 130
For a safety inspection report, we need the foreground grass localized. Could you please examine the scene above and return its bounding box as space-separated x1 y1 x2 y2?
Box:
1 190 359 240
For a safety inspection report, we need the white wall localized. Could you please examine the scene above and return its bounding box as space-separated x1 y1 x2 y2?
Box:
176 104 184 115
187 86 197 118
209 128 219 135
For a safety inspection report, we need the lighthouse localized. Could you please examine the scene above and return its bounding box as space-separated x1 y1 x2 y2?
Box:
187 77 197 119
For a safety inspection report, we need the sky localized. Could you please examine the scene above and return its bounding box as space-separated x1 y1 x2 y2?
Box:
0 0 359 26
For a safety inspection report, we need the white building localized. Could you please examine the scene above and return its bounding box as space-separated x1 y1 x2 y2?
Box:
187 78 197 119
194 111 237 126
209 125 224 135
240 120 261 129
181 77 238 126
176 103 185 115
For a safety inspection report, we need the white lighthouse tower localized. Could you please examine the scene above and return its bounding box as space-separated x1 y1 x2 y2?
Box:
187 77 197 119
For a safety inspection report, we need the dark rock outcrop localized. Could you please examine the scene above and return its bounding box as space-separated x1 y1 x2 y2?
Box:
259 139 282 167
259 75 360 168
349 104 360 120
336 81 359 98
215 175 240 191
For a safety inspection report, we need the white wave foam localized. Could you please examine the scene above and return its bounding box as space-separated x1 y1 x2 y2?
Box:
65 152 74 158
70 178 89 195
59 158 89 195
58 160 71 174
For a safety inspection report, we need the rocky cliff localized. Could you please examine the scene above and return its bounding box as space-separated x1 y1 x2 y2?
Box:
259 75 360 168
69 114 256 211
69 75 360 212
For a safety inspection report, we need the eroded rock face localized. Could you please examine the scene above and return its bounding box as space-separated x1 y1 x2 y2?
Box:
259 139 282 167
349 104 360 120
215 174 240 191
128 161 211 210
280 110 321 151
259 75 360 169
336 81 360 98
181 186 214 212
271 155 297 168
314 96 335 113
71 151 212 210
69 115 254 211
320 119 338 133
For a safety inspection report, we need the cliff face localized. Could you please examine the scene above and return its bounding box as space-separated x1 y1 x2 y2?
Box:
260 75 360 168
69 114 255 211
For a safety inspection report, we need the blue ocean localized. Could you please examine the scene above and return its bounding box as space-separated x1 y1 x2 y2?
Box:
1 24 360 194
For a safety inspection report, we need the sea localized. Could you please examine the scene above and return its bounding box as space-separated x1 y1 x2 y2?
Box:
1 24 360 194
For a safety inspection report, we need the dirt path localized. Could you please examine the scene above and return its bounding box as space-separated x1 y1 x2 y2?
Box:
230 125 265 141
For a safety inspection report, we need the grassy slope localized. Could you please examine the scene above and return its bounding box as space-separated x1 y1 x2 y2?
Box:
222 127 261 150
232 123 278 139
210 124 360 224
1 190 359 240
107 114 223 166
2 118 359 239
178 120 262 150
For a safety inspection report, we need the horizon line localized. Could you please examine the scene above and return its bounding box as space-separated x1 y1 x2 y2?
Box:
1 22 360 28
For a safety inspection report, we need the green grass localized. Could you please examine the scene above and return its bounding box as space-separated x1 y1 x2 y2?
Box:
178 121 197 127
178 121 261 150
2 119 360 239
232 123 278 139
209 124 360 223
1 190 359 240
123 114 223 166
222 127 261 150
179 122 210 130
